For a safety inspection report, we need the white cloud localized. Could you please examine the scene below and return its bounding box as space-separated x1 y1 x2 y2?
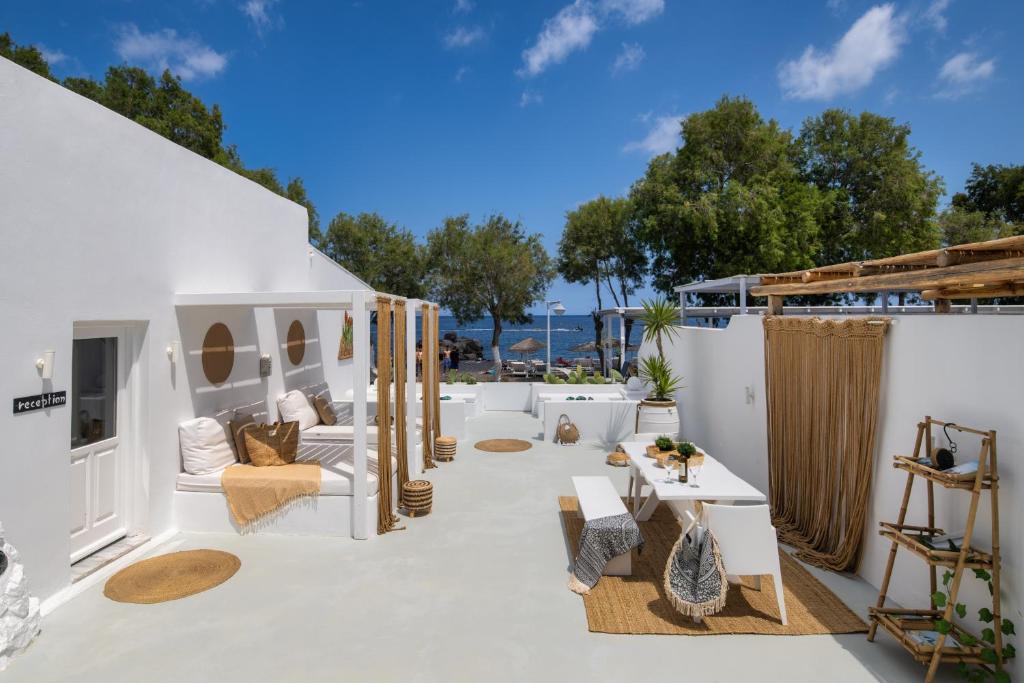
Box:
778 4 907 100
444 25 486 49
454 0 474 13
624 115 682 156
519 0 663 77
241 0 282 36
600 0 665 25
519 89 543 107
937 51 995 98
114 24 228 81
923 0 951 33
454 65 470 82
36 44 68 65
611 42 645 75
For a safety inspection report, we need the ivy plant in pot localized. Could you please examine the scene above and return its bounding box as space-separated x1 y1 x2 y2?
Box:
636 299 685 436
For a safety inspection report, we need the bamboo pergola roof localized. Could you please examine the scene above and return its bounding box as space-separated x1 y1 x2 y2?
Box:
750 235 1024 301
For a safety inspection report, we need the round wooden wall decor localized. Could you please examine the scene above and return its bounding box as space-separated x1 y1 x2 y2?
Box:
286 320 306 365
202 323 234 385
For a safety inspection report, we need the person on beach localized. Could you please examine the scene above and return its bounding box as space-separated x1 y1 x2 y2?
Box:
450 346 460 370
442 346 451 372
415 343 423 377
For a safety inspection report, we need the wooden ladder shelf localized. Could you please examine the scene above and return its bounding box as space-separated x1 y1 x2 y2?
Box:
867 417 1005 681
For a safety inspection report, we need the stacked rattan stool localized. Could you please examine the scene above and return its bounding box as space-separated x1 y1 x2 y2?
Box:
435 436 457 462
402 480 433 517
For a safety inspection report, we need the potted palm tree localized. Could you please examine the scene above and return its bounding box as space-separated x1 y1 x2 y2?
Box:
636 298 684 435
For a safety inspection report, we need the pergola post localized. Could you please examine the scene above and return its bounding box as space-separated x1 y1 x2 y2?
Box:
406 299 419 476
678 290 686 325
602 312 612 375
935 298 952 314
767 295 784 316
351 290 370 539
739 276 748 315
618 309 626 374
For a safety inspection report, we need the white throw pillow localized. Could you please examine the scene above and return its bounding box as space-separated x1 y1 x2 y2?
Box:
278 389 319 430
179 417 236 475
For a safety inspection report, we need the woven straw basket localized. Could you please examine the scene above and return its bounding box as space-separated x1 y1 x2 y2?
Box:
403 480 433 517
435 435 457 462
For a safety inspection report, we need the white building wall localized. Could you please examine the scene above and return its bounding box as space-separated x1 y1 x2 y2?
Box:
651 314 1023 676
0 59 368 600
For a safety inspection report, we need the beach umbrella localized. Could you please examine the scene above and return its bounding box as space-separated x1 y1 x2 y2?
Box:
509 337 545 359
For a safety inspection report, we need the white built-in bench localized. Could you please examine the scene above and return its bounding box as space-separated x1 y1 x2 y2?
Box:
571 476 632 576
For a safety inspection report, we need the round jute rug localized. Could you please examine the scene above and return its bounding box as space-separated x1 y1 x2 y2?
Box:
474 438 532 452
104 549 241 604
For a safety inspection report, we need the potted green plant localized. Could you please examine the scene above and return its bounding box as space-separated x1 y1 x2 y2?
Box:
655 435 675 452
676 441 697 458
636 299 685 436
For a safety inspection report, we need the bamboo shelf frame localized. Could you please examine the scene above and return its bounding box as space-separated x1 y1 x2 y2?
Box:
867 417 1005 682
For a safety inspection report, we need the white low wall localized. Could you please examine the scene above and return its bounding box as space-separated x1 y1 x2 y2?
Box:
542 400 639 448
655 314 1023 678
482 383 533 411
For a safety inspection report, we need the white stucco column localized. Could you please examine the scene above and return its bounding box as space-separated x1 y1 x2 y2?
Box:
351 291 370 539
405 299 419 477
618 310 626 373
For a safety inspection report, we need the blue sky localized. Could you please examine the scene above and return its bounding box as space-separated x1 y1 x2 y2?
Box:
4 0 1022 314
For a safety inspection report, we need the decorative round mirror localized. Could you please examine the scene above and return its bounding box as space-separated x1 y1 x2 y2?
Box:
202 323 234 385
286 320 305 365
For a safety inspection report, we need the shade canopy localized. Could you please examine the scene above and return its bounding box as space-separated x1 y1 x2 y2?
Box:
571 340 638 353
509 337 545 354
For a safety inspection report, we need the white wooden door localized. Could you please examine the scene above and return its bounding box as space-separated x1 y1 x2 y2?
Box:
69 327 128 563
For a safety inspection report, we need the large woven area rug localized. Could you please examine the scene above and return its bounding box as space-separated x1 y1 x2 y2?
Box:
474 439 532 452
559 496 867 635
104 549 241 604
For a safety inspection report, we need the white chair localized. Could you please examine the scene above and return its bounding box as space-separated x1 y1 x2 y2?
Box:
699 503 787 625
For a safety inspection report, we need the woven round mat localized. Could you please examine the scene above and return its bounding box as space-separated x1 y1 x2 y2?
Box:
474 438 532 453
104 549 241 604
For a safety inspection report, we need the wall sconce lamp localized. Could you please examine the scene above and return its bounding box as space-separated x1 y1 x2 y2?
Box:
166 341 181 363
36 350 55 380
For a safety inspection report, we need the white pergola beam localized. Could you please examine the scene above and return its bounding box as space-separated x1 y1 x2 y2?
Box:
351 290 370 540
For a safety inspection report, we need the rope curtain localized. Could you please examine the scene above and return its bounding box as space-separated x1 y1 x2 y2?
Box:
763 316 890 571
421 303 436 470
375 297 397 534
392 299 410 506
431 305 441 441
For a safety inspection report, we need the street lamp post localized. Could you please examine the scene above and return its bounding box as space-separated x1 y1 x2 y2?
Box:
546 300 566 371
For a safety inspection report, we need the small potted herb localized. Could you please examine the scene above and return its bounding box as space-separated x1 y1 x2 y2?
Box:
655 435 675 452
676 441 697 458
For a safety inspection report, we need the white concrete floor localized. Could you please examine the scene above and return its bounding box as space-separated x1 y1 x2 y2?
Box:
8 411 954 682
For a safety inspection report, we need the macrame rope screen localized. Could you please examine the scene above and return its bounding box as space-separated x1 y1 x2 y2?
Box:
375 297 397 533
763 316 890 572
393 299 411 506
421 303 436 470
431 305 442 441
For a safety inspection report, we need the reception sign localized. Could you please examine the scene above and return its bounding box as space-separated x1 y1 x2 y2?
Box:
13 391 66 415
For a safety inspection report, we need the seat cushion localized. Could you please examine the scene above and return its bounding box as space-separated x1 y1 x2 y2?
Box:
278 390 319 430
176 444 396 497
179 417 237 475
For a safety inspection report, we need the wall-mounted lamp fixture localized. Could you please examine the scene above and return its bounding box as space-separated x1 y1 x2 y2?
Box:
166 340 181 363
36 350 55 380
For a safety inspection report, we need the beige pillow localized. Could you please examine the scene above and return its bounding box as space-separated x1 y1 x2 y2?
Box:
227 412 256 464
313 395 337 426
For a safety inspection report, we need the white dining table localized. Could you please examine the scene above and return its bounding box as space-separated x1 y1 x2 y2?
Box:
618 441 766 521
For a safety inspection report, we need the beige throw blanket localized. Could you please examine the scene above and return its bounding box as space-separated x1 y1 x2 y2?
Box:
221 463 321 527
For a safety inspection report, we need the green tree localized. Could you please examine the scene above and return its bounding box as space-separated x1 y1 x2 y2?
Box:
427 214 555 375
321 212 427 298
952 163 1024 225
557 195 646 368
631 96 822 297
797 109 944 263
0 32 54 80
938 206 1014 247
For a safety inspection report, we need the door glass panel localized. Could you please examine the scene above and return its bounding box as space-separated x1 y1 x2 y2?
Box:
71 337 117 448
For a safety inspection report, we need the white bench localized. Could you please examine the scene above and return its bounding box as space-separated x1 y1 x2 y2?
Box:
571 476 632 576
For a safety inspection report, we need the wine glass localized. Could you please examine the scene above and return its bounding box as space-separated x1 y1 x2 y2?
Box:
689 460 702 488
663 458 677 484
